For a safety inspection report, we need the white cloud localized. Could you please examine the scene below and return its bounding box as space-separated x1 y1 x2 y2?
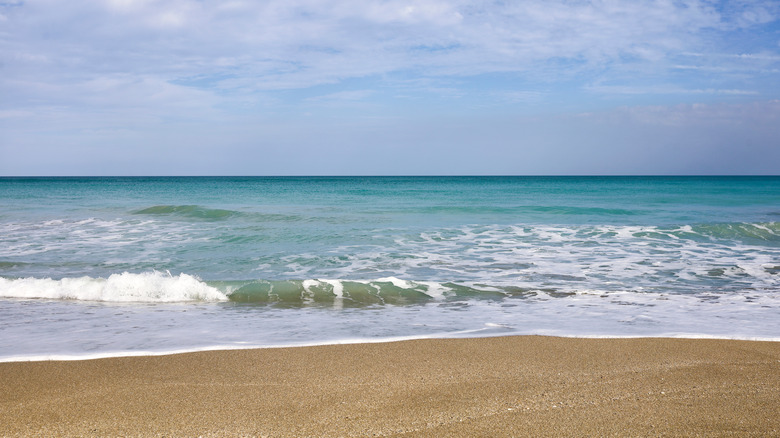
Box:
5 0 774 94
0 110 33 118
360 1 463 25
583 100 780 127
306 90 375 102
1 0 779 176
586 84 759 96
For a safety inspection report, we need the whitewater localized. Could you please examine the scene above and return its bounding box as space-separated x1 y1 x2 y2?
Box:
1 176 778 361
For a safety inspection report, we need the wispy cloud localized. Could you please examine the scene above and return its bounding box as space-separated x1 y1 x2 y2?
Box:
1 1 778 175
581 100 780 127
586 84 759 96
3 1 777 97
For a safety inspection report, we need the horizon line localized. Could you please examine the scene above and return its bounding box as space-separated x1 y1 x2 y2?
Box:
1 174 779 178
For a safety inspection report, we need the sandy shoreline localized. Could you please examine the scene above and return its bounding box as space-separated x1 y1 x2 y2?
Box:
2 336 778 437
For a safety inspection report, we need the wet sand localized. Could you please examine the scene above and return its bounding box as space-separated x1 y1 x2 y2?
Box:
1 336 779 437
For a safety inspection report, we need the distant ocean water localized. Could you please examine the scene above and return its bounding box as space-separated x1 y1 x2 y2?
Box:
1 176 778 361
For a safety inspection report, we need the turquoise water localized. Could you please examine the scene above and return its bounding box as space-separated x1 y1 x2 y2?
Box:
1 176 779 360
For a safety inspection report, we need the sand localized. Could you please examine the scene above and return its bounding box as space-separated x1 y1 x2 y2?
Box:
1 336 779 437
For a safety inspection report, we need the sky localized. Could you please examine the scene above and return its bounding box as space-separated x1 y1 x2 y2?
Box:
1 0 779 175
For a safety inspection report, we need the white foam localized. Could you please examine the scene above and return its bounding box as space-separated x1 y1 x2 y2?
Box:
0 272 228 302
301 279 320 295
375 276 415 289
319 279 344 298
0 332 484 363
2 331 778 363
1 284 779 363
417 281 448 299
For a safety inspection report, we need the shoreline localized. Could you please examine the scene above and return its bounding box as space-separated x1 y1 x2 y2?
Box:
2 335 779 436
3 332 780 364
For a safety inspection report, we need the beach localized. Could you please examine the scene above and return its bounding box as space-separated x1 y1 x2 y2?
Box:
2 336 778 437
1 177 779 436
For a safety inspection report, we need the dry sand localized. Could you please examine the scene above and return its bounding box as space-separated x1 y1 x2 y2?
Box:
1 336 779 437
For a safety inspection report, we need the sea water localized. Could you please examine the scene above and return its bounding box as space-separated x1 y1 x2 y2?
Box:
1 176 778 361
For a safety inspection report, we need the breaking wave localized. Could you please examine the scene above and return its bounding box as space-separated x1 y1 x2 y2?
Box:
0 272 228 302
0 274 553 305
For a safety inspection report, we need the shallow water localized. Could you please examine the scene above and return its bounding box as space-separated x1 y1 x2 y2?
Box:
1 176 778 360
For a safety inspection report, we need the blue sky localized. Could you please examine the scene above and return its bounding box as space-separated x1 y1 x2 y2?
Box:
1 0 779 175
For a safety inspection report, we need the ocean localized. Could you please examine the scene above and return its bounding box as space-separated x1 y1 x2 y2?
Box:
1 176 778 361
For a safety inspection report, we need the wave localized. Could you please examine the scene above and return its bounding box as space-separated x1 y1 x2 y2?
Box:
131 205 307 223
0 272 228 302
402 205 640 216
484 222 779 244
692 222 780 242
133 205 238 220
620 222 780 244
0 273 538 304
526 205 639 216
214 278 466 305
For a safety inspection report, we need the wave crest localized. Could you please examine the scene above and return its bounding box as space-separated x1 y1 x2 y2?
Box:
0 272 228 302
133 205 237 220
